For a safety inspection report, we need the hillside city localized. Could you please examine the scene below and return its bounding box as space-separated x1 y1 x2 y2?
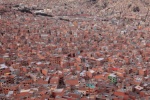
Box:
0 0 150 100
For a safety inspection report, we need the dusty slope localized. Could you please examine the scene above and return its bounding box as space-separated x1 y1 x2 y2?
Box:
1 0 150 17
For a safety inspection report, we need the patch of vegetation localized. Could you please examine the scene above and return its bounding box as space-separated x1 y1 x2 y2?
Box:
133 6 140 12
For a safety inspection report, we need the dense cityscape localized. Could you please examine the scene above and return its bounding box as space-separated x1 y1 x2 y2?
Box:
0 0 150 100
